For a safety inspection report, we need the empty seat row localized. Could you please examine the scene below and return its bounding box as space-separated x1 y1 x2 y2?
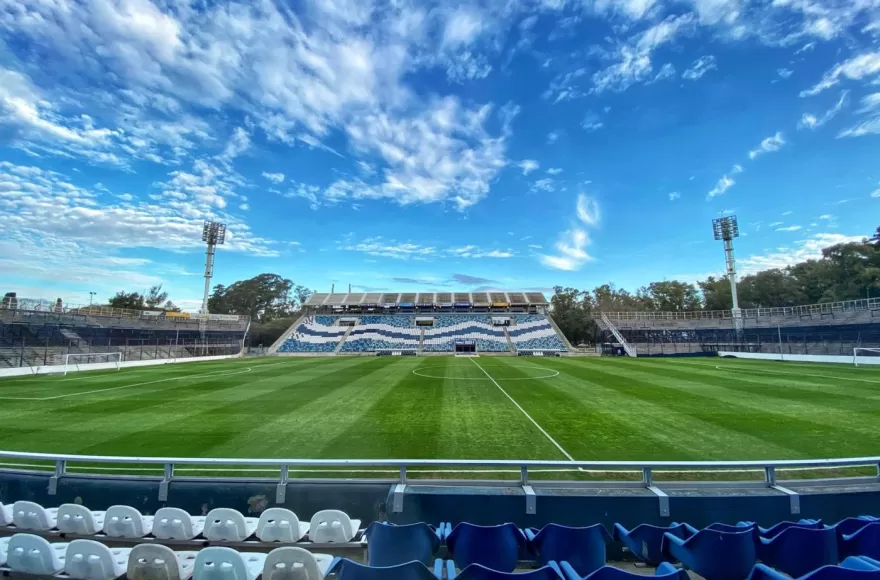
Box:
0 533 333 580
1 502 360 543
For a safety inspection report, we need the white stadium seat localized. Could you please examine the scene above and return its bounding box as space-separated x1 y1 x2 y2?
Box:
257 508 310 543
154 507 207 540
128 544 198 580
103 505 154 538
194 547 266 580
0 536 9 565
308 510 360 543
58 503 106 535
0 502 12 526
65 539 132 580
262 547 333 580
6 533 68 574
13 500 59 531
204 508 259 542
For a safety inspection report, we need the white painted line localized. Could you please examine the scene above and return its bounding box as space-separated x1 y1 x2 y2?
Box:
468 358 577 462
0 361 291 401
713 365 880 384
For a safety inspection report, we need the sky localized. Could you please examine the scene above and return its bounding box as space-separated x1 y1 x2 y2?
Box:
1 0 878 311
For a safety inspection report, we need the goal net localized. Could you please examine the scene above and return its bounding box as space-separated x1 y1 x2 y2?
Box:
853 348 880 367
63 352 124 375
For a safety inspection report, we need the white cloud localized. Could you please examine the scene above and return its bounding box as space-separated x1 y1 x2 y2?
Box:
748 132 785 159
262 172 285 184
652 63 676 82
546 168 563 175
777 68 793 79
519 159 540 175
339 236 515 260
800 52 880 97
547 131 560 143
838 92 880 137
527 244 543 249
872 189 880 198
769 221 785 227
591 14 695 93
531 178 556 193
775 225 803 231
682 55 717 80
782 210 793 216
669 191 681 201
798 91 848 130
739 233 865 272
819 214 833 219
576 194 601 225
581 111 604 131
220 127 250 161
540 228 593 270
707 175 735 199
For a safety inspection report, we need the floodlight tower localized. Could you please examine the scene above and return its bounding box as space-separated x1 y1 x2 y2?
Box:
201 221 227 315
712 216 743 335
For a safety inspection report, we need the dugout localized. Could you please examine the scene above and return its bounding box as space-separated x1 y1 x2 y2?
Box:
455 340 476 354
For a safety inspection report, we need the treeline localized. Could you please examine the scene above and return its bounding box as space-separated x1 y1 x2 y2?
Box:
108 285 180 312
552 226 880 345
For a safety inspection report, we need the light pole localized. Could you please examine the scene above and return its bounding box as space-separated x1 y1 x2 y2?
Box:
201 221 227 315
712 216 742 336
89 292 96 307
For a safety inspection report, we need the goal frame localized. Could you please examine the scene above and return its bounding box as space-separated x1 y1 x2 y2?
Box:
853 347 880 367
63 352 124 375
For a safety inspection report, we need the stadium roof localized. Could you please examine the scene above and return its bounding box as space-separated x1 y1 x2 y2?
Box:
305 291 548 306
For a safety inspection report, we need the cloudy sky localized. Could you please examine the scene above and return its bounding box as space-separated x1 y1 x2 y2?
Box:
1 0 878 310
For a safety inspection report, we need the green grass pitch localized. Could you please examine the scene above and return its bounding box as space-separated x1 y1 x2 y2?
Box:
1 356 879 468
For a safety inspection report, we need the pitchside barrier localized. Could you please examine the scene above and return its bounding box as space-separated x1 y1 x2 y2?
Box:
0 352 242 379
719 351 880 365
1 449 879 517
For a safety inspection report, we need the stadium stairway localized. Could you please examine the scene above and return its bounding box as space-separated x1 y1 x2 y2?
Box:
598 314 637 357
504 329 516 353
419 328 425 354
546 316 575 352
334 327 355 354
266 313 308 355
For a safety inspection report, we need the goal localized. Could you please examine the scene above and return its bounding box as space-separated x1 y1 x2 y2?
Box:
63 352 123 375
853 348 880 367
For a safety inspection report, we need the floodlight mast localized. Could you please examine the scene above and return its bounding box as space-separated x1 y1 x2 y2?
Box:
712 216 743 335
201 221 226 315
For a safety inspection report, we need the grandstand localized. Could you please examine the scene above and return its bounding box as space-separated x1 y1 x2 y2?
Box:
596 297 880 357
272 291 571 355
0 299 249 368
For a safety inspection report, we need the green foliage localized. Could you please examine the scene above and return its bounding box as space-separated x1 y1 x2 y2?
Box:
208 273 313 323
107 284 179 312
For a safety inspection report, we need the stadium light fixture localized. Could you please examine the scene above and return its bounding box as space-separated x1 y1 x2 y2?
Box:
711 216 743 335
201 221 227 315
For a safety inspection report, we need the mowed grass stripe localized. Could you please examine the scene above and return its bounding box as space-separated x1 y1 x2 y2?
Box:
0 358 368 456
560 358 871 458
503 358 796 460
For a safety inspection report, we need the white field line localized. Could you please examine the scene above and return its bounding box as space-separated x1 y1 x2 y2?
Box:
713 365 880 384
0 362 291 401
468 358 577 462
0 462 870 476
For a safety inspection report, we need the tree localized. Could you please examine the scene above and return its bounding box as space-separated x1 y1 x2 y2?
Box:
208 273 313 322
144 285 169 309
549 286 597 346
737 269 805 308
643 281 702 311
699 276 732 311
108 291 144 310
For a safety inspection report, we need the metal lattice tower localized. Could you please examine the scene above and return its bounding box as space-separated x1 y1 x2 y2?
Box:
712 216 743 335
201 221 227 315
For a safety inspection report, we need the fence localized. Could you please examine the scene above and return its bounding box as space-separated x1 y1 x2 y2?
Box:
598 297 880 321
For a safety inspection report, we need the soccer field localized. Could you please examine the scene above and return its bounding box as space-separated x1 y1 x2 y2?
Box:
1 356 879 464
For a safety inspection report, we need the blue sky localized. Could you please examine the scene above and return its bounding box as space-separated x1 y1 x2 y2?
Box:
1 0 878 310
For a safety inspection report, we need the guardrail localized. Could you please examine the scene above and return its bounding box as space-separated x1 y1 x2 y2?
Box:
1 450 879 515
597 297 880 321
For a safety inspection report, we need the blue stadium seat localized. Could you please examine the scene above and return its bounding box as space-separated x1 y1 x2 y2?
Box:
559 562 689 580
699 523 757 534
525 524 610 576
326 558 442 580
737 520 823 537
830 517 880 539
612 523 691 565
841 522 880 559
661 527 757 580
756 526 839 578
446 523 526 573
365 522 442 567
746 556 880 580
446 561 562 580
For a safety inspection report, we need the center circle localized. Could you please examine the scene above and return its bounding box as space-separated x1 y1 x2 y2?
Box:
411 365 560 381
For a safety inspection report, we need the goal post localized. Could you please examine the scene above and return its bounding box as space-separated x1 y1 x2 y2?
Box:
63 352 124 375
853 348 880 367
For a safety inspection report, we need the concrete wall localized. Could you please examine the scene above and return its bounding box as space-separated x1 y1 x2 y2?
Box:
0 352 241 378
718 351 880 365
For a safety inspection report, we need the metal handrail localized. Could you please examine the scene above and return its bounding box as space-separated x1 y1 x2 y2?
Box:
596 297 880 321
2 449 879 470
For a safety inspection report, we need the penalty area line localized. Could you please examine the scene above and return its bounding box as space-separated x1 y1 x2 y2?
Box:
468 358 578 464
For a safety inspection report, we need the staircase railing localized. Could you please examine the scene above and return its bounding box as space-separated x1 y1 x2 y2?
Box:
600 313 637 357
333 326 354 354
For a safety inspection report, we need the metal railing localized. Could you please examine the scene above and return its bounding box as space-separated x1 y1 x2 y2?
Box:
597 297 880 321
0 298 250 323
